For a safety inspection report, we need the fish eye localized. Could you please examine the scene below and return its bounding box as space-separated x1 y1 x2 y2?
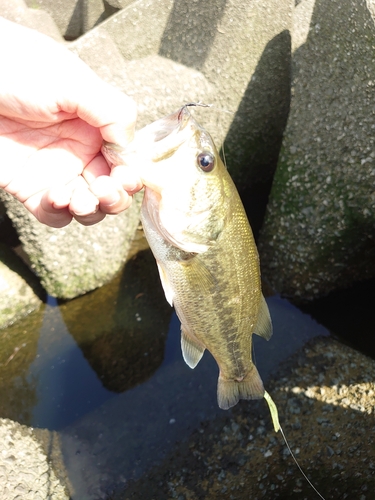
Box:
197 152 215 172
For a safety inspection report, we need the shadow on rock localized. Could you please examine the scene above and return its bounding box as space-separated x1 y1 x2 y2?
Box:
223 30 291 189
300 276 375 360
116 336 375 500
259 0 375 300
223 30 291 237
159 0 228 70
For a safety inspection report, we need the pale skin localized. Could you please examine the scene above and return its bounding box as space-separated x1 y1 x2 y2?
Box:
0 17 143 228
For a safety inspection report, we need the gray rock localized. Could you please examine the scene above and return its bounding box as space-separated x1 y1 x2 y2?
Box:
0 0 63 41
69 0 292 188
0 244 43 329
0 418 69 500
24 0 107 39
1 0 293 299
0 0 294 301
259 0 375 301
106 0 135 9
0 191 143 299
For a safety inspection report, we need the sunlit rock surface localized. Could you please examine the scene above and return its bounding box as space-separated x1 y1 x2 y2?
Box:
70 0 292 190
0 418 69 500
120 336 375 500
0 191 143 299
0 244 43 328
0 0 63 41
0 0 292 300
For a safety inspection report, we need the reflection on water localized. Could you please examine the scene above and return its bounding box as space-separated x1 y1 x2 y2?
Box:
29 296 116 430
59 295 329 499
0 236 332 499
59 248 172 394
0 305 43 424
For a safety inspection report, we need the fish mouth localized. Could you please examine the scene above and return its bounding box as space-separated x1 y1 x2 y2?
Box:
101 103 211 169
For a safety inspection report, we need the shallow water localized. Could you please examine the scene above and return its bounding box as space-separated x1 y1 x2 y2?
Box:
0 236 332 499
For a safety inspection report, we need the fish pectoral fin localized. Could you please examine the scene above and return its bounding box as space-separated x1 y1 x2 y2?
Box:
156 260 174 306
254 295 273 341
179 255 217 295
181 328 205 369
217 365 265 410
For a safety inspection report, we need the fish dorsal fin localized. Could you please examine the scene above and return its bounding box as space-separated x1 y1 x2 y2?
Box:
156 260 174 306
254 295 273 341
181 328 205 368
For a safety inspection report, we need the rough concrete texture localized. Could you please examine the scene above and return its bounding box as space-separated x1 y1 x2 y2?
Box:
70 0 292 188
259 0 375 301
0 0 293 301
106 0 135 9
0 244 43 329
0 191 143 299
0 418 69 500
24 0 110 40
0 0 63 41
119 336 375 499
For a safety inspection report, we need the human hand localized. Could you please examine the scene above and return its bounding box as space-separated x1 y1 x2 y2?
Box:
0 17 143 228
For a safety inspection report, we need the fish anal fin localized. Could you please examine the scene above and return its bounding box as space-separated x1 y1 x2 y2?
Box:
181 328 205 369
254 294 273 341
156 260 174 306
217 365 265 410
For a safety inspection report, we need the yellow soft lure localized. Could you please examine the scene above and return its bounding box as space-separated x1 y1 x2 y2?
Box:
264 391 326 500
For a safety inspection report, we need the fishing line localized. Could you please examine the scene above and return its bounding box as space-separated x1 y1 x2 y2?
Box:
208 103 235 115
264 391 326 500
184 101 235 115
184 102 233 168
221 138 228 169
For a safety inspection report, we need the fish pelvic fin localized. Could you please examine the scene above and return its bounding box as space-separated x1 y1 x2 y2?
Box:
254 295 273 341
156 260 174 306
181 328 205 368
217 365 265 410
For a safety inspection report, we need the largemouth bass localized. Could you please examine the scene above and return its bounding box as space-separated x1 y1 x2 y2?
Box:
102 105 273 409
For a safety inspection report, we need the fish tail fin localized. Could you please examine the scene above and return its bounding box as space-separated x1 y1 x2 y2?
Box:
217 365 265 410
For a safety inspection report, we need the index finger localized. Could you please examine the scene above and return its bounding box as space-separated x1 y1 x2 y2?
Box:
60 71 138 146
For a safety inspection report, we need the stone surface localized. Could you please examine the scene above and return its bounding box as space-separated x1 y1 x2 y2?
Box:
69 0 292 189
0 191 143 299
0 0 294 300
0 419 69 500
106 0 134 9
24 0 108 39
0 244 43 329
259 0 375 301
0 0 63 41
119 336 375 499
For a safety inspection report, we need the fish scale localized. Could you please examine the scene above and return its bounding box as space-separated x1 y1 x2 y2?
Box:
102 104 273 409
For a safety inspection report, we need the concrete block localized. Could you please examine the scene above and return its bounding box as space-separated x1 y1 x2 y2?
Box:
259 0 375 301
0 191 143 299
71 0 293 188
0 0 293 301
0 419 69 499
24 0 107 39
0 244 43 328
0 0 63 41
